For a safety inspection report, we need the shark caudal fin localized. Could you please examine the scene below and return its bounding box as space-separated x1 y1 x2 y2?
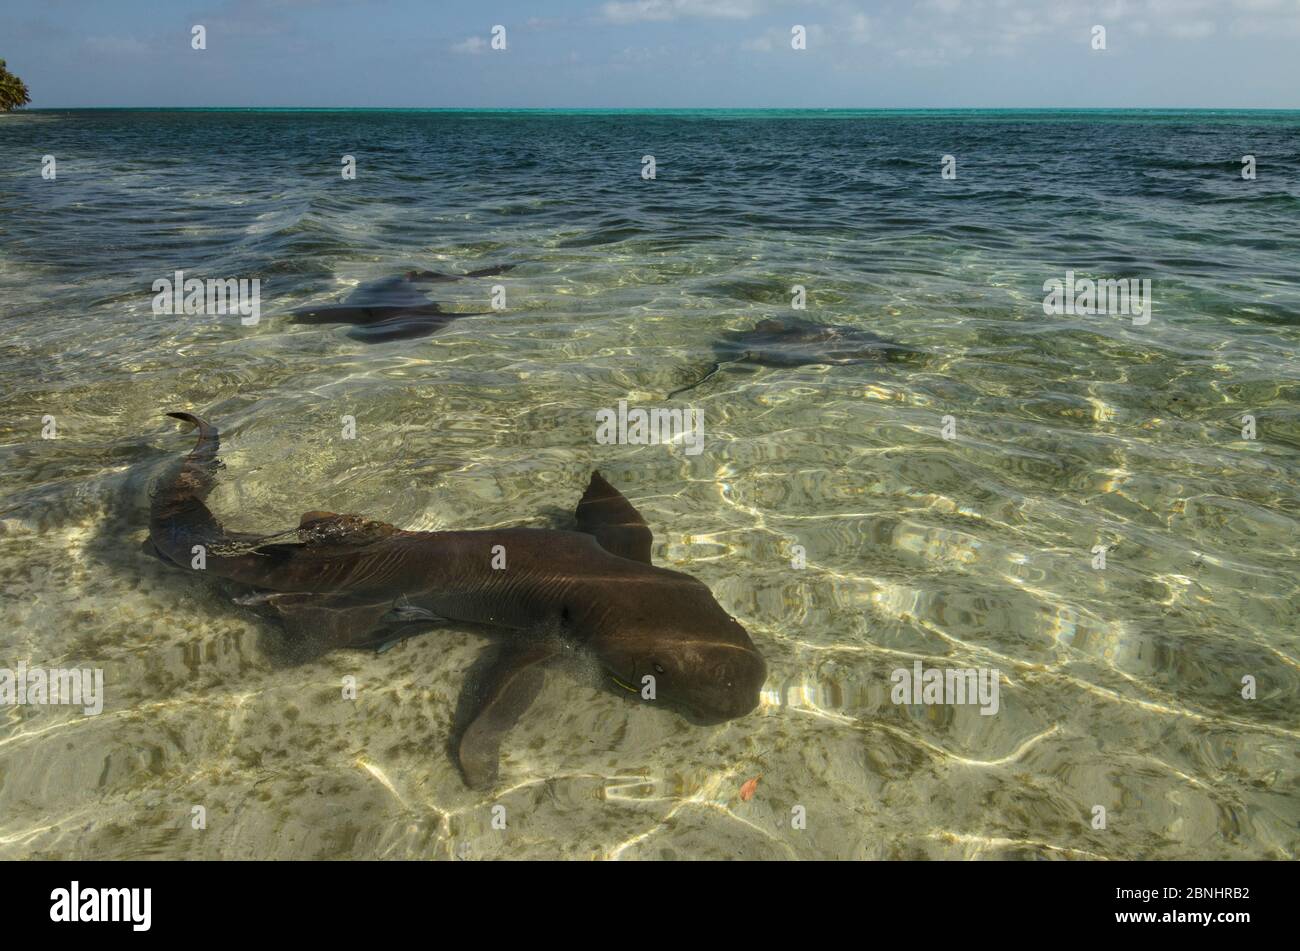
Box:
574 471 654 564
148 413 227 564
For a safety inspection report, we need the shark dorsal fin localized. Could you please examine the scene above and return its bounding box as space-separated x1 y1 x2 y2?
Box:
574 471 653 564
299 511 339 527
247 514 397 560
297 514 397 547
244 511 395 563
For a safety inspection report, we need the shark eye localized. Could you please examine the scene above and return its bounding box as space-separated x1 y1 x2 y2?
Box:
652 662 665 675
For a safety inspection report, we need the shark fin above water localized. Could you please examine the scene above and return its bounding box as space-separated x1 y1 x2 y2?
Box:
574 471 653 564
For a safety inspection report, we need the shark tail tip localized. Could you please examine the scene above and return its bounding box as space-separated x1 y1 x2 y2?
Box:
164 412 220 458
166 411 215 432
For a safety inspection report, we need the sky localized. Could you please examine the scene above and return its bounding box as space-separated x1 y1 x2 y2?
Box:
2 0 1299 109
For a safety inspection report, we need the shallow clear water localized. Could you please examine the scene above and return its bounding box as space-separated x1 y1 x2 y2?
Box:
0 109 1297 860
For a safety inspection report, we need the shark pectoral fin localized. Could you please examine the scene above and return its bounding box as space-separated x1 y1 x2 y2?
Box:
291 304 377 325
380 600 446 626
574 471 654 564
248 592 393 650
463 263 515 280
667 361 726 399
457 643 558 790
345 315 454 343
248 542 305 562
140 538 174 564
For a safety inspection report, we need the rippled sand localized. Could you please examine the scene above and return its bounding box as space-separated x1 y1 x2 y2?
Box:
0 110 1297 859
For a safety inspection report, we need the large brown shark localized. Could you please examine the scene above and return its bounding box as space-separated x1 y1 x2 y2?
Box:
147 413 766 787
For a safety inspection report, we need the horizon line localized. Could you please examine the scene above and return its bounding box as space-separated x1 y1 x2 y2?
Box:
11 105 1300 113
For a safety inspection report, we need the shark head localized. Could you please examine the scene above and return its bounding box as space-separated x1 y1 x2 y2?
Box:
589 574 767 723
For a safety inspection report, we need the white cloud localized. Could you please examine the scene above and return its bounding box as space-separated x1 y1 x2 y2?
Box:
84 36 149 56
1228 13 1300 34
1167 18 1216 37
451 36 487 54
607 0 1300 65
741 23 825 53
601 0 768 24
834 0 1298 65
847 13 873 44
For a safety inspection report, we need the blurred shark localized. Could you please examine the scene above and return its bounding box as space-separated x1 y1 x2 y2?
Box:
290 265 513 342
668 317 922 397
